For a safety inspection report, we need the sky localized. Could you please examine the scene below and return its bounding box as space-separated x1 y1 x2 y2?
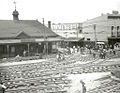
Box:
0 0 120 24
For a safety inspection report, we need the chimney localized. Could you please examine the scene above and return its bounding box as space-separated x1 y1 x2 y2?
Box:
48 21 51 29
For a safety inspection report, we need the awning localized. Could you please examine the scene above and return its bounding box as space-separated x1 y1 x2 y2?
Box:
64 37 84 42
97 42 105 44
0 37 62 44
0 39 21 44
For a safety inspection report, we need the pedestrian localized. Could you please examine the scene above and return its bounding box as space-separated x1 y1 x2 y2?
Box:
77 46 80 53
80 47 84 54
80 80 86 93
89 48 92 54
109 48 112 54
67 47 71 54
56 52 60 61
23 50 27 57
103 49 106 59
92 50 96 59
113 49 116 55
61 54 65 60
70 47 73 54
73 46 75 53
99 49 104 59
101 51 104 59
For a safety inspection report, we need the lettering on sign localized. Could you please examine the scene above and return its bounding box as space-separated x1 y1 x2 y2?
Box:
52 23 82 31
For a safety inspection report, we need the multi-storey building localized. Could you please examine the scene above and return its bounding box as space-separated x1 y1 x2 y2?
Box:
51 23 83 47
82 11 120 46
51 23 83 38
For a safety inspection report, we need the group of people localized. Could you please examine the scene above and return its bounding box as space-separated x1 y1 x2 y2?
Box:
58 44 118 60
91 46 118 59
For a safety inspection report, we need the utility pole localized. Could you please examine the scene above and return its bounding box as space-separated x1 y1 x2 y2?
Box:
43 18 48 58
94 24 97 47
43 18 46 55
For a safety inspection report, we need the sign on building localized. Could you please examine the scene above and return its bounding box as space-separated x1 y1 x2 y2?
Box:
52 23 82 31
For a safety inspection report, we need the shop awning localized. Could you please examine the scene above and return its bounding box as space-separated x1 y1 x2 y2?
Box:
97 42 105 44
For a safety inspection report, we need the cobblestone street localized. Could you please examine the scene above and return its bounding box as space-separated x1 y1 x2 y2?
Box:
0 51 120 93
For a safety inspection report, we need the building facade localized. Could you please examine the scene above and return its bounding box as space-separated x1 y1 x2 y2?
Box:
51 23 84 47
0 9 62 59
51 23 83 38
82 11 120 45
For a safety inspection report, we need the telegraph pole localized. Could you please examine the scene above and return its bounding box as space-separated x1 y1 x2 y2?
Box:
94 24 97 47
43 18 46 55
43 18 48 58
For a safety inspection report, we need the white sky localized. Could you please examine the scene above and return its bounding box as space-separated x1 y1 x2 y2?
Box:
0 0 120 23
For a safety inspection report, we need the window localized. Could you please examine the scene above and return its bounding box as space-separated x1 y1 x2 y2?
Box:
79 30 82 33
108 16 120 19
87 38 90 41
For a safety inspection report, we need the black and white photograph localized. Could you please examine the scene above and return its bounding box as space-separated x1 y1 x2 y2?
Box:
0 0 120 93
